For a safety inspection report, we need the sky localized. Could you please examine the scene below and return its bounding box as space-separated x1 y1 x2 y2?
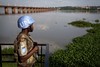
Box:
0 0 100 7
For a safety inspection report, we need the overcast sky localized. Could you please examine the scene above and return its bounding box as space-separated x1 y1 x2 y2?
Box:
0 0 100 7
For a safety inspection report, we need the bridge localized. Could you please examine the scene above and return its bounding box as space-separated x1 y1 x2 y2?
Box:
0 5 57 14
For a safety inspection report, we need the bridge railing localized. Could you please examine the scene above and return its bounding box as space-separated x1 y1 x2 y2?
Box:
0 43 49 67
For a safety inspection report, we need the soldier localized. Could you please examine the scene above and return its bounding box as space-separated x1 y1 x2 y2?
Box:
14 16 39 67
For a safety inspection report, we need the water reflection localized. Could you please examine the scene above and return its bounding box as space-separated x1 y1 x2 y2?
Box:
36 24 49 31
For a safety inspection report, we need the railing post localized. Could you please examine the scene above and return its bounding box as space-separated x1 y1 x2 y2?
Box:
5 7 9 14
44 44 49 67
41 44 43 67
0 45 2 67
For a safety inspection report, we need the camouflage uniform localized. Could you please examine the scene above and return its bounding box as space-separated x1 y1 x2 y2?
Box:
14 33 37 67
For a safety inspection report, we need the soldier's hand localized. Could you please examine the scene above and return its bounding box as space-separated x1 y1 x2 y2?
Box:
33 46 39 53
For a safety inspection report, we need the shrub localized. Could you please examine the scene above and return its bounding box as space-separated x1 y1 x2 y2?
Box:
68 20 92 27
2 47 14 54
49 22 100 67
95 19 99 23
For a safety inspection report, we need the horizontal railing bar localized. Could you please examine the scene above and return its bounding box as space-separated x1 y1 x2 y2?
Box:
2 54 45 56
0 43 46 46
2 61 44 63
36 61 45 63
2 60 45 63
2 54 14 55
0 43 13 45
2 61 15 63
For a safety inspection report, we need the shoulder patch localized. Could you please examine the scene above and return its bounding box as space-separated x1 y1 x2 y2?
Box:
17 34 27 42
20 35 26 42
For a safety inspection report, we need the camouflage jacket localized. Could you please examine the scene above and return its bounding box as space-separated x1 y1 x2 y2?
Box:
14 33 37 66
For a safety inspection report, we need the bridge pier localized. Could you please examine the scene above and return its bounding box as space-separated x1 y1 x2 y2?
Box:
18 7 21 14
33 8 36 13
41 8 43 12
23 7 27 13
30 8 32 13
35 8 38 13
12 7 17 14
37 8 39 12
32 8 34 13
27 8 30 13
39 8 41 12
5 7 9 14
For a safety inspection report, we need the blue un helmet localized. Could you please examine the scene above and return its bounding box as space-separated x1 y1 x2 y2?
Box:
17 16 35 29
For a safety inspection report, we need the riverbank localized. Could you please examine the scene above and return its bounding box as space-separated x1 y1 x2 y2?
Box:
49 20 100 67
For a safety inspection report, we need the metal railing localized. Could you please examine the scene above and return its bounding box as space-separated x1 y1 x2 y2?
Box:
0 43 49 67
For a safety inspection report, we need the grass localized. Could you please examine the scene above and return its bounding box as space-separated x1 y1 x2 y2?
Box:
2 63 17 67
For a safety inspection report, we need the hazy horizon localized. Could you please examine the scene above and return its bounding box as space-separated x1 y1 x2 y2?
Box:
0 0 100 7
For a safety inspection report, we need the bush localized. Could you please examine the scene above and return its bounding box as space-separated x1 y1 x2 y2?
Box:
68 20 92 27
49 22 100 67
82 18 86 20
95 19 99 23
2 47 14 54
2 48 16 67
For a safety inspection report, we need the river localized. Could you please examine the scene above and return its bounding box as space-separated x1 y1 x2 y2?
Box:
0 10 100 53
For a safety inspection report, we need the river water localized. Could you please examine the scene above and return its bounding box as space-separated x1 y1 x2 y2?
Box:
0 10 100 53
